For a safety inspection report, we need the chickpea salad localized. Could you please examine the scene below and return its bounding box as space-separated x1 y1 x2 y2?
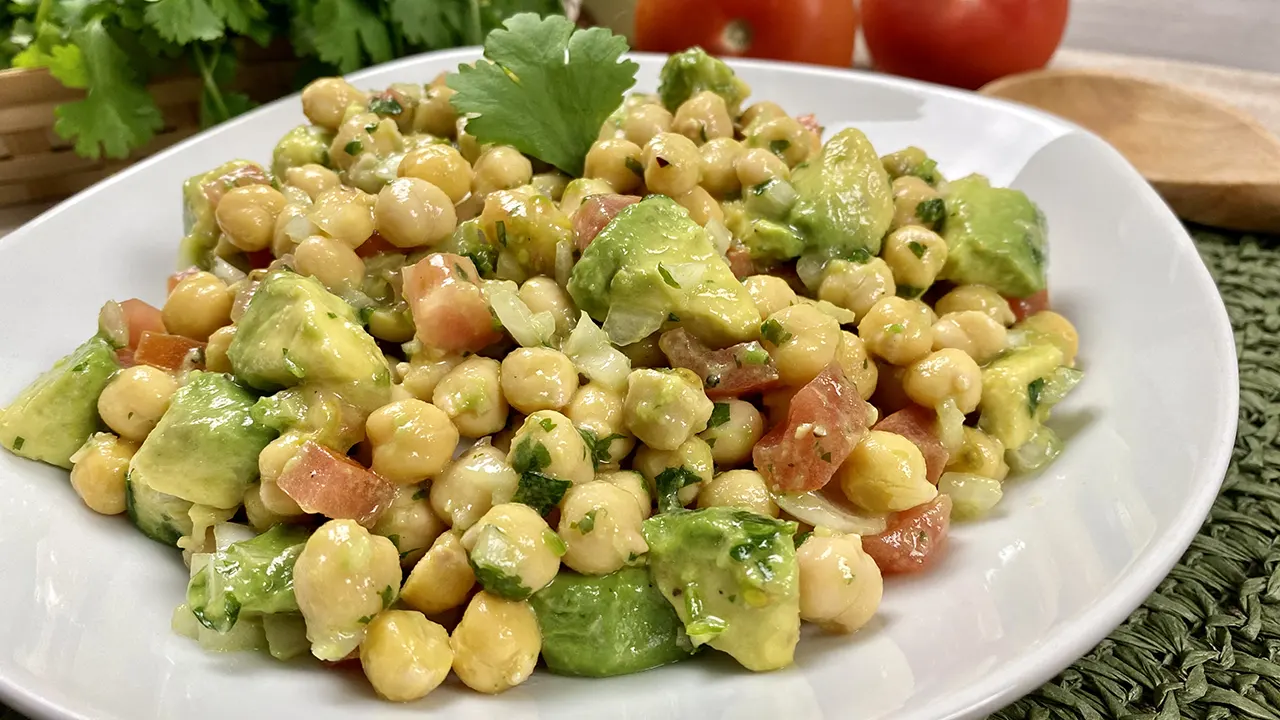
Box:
0 14 1082 704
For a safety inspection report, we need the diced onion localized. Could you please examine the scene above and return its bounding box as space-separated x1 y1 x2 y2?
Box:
1006 426 1063 474
172 603 202 640
798 297 856 325
706 219 732 256
281 185 311 207
283 211 314 244
602 304 667 347
555 239 575 287
213 521 256 551
795 252 828 291
938 472 1003 520
664 262 706 290
481 279 556 348
1040 366 1084 407
773 489 888 536
199 615 267 653
262 614 311 661
96 300 129 349
563 312 632 392
211 256 247 286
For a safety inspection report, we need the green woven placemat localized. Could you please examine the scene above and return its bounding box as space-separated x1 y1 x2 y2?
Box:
0 228 1271 720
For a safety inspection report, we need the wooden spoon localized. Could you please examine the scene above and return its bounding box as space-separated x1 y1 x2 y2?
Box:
980 68 1280 233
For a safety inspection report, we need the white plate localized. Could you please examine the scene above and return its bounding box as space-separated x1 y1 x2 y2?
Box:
0 50 1237 720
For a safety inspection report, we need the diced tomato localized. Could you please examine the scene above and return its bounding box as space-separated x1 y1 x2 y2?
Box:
115 348 136 368
200 164 271 207
168 267 202 294
276 441 398 528
573 194 641 250
753 364 868 492
356 232 398 258
725 239 756 279
1007 289 1050 323
402 253 503 353
796 113 822 135
659 328 781 399
245 249 275 269
874 404 950 484
133 332 206 372
861 495 952 574
119 299 166 350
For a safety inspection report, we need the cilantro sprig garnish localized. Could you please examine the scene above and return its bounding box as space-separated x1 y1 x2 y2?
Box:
448 13 639 176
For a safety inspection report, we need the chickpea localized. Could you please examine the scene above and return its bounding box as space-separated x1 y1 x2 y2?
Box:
623 368 714 451
697 469 777 517
243 483 291 532
399 355 463 401
633 436 714 508
360 610 452 702
472 146 533 197
431 443 519 530
596 470 652 519
903 349 983 413
431 357 508 438
456 119 483 165
745 115 811 167
566 383 634 467
507 410 593 486
932 310 1009 364
203 325 235 374
558 481 648 575
401 530 477 615
518 277 577 339
674 186 723 225
584 138 644 193
69 433 136 515
374 178 457 249
330 113 402 172
216 185 286 253
838 430 937 513
271 204 310 258
499 347 579 415
366 399 460 484
642 132 701 197
761 304 842 387
413 81 458 137
308 186 376 249
293 236 365 293
818 258 896 321
698 138 744 198
881 226 948 296
530 171 570 202
890 176 945 231
947 426 1009 481
367 307 415 344
559 177 614 217
398 144 473 204
935 285 1015 326
285 164 341 202
302 77 365 130
797 531 883 633
449 591 540 694
736 148 790 188
833 331 879 401
858 297 934 366
623 103 674 148
96 365 177 443
743 274 797 318
256 433 308 516
882 146 936 182
293 519 403 661
372 485 447 567
461 503 562 598
741 101 787 128
1019 311 1080 365
697 399 763 468
673 91 732 145
163 271 232 341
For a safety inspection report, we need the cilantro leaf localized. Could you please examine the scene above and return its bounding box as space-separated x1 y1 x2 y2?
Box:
578 427 625 469
510 436 552 474
512 471 572 515
311 0 393 73
448 13 638 176
388 0 470 47
1027 377 1047 416
145 0 225 44
52 19 163 160
707 402 731 429
654 467 700 514
471 562 533 600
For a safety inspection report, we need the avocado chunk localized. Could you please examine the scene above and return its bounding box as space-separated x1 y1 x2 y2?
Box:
940 174 1048 298
657 47 751 115
977 344 1068 451
567 196 760 348
643 507 800 672
178 160 271 269
530 567 696 677
272 125 333 179
128 372 276 509
789 128 894 259
0 336 120 469
125 477 195 546
229 270 391 412
187 524 311 633
252 386 366 454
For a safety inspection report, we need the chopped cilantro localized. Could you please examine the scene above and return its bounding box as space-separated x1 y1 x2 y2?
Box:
578 427 625 468
657 263 680 289
667 312 680 322
912 158 940 185
357 615 374 625
896 285 924 299
510 437 552 474
11 437 23 452
544 529 568 557
538 416 557 432
512 471 572 515
454 262 470 281
654 466 701 514
705 437 716 448
624 156 644 177
343 139 363 156
760 318 793 346
572 509 599 534
751 179 773 196
708 402 732 429
915 198 946 224
368 96 403 116
495 220 509 247
380 584 396 609
385 533 401 549
735 342 771 366
885 322 905 335
1028 377 1047 416
793 530 813 548
907 240 927 259
471 561 534 600
819 450 832 463
464 245 498 277
413 487 429 502
768 138 791 156
326 312 338 319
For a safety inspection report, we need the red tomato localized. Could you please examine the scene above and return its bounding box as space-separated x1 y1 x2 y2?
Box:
119 299 166 350
167 267 202 295
573 195 641 250
1008 289 1051 322
724 240 756 280
276 441 398 528
658 328 781 398
244 249 275 269
753 364 868 492
862 495 953 574
874 404 950 484
402 253 502 354
355 232 398 258
199 163 271 207
634 0 859 68
861 0 1069 90
133 332 205 372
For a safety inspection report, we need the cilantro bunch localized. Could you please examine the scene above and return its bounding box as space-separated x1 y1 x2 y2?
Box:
0 0 563 160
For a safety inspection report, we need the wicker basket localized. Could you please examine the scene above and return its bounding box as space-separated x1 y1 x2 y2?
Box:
0 58 298 209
